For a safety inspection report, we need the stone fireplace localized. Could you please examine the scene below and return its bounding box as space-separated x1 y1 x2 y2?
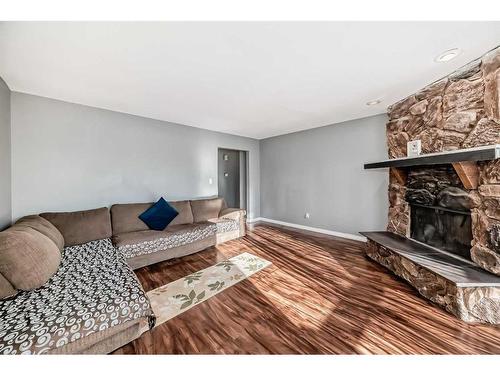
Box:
361 46 500 324
386 46 500 275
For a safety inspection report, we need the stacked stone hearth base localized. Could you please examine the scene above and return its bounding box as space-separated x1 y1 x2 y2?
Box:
366 242 500 324
363 233 500 324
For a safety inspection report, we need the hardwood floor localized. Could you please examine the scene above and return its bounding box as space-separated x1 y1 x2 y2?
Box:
113 224 500 354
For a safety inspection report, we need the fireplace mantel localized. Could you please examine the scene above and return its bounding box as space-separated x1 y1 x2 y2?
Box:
364 145 500 189
364 144 500 169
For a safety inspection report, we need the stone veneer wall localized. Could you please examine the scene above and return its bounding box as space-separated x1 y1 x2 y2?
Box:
386 46 500 275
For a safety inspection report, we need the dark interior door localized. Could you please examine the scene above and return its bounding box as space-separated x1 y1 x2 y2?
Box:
218 149 240 208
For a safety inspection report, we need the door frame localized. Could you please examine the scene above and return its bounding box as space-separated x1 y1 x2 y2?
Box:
217 147 249 210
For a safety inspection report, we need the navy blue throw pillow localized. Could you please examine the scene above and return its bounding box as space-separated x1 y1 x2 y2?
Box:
139 197 179 231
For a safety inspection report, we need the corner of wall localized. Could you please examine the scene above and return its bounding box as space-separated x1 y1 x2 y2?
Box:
8 87 12 225
0 75 12 229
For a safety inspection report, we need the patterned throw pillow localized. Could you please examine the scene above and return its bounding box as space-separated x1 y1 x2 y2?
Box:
139 197 179 231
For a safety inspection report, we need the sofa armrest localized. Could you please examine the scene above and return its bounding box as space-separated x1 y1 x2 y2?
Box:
218 208 247 239
219 208 246 221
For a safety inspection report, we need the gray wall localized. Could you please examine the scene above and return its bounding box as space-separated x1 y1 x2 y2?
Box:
0 77 11 229
10 93 260 221
260 114 389 236
9 91 388 235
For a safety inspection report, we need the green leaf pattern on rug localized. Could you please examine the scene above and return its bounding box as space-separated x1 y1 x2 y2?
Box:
216 260 234 272
174 289 207 309
230 274 243 281
184 271 203 286
208 280 225 291
244 263 263 272
196 291 205 303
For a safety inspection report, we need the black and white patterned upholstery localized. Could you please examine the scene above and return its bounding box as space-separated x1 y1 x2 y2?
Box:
117 219 239 259
0 238 154 354
117 224 217 259
213 218 240 233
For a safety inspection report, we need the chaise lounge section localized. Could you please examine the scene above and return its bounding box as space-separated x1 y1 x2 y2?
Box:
0 213 154 354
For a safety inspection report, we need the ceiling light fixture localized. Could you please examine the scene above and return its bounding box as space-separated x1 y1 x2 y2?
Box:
435 48 461 63
366 99 382 106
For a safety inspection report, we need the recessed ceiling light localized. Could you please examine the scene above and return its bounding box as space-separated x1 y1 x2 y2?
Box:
366 99 382 106
435 48 461 63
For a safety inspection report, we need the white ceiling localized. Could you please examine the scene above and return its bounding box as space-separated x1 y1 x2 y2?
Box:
1 22 499 139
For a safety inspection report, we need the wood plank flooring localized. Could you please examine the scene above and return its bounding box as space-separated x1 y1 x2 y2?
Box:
113 224 500 354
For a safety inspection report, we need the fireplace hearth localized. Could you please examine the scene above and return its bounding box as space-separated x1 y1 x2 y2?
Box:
361 231 500 324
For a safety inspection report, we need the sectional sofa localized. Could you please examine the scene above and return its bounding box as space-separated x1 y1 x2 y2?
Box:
0 197 246 354
109 197 245 269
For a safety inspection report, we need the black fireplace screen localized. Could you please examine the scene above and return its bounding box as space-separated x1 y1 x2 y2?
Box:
410 204 473 260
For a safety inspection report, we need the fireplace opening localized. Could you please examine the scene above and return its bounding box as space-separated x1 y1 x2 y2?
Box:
405 165 474 260
410 204 472 260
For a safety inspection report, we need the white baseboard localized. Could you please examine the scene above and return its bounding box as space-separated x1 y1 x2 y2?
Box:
246 217 262 224
247 217 367 242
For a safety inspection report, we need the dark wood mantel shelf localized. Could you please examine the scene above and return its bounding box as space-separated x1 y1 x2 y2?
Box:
364 145 500 189
364 144 500 169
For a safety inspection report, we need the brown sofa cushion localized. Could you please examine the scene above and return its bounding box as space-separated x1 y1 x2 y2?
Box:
111 200 194 235
15 215 65 251
41 207 112 246
111 203 151 235
190 197 226 223
0 226 61 294
168 200 194 226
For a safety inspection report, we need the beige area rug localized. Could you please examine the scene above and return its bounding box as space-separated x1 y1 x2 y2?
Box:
147 252 272 326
